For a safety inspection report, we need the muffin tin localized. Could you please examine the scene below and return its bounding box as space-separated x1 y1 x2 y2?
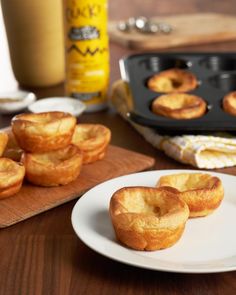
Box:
120 52 236 134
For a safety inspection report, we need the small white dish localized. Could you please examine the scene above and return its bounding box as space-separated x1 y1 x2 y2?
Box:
28 97 86 117
72 169 236 274
0 90 36 114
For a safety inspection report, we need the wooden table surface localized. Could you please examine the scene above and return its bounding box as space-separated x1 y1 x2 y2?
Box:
1 1 236 294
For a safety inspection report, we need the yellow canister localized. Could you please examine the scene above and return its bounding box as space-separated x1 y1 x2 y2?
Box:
64 0 109 112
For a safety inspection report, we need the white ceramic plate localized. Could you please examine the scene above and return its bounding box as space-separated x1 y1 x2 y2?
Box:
71 169 236 273
28 97 86 117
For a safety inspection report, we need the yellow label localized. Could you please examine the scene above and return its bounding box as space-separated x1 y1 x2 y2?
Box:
64 0 109 110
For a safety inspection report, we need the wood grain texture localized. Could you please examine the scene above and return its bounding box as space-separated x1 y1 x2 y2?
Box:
109 13 236 50
0 145 154 228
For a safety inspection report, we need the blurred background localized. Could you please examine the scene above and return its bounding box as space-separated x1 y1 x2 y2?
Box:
1 0 236 92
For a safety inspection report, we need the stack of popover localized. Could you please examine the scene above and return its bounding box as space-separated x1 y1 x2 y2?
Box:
0 131 25 199
0 111 111 198
109 172 224 251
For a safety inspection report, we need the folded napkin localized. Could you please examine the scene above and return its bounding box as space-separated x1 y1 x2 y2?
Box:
110 80 236 169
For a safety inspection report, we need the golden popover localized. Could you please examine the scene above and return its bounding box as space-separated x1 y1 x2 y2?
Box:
147 69 198 93
11 111 76 152
109 186 189 251
223 91 236 116
0 158 25 199
22 144 83 187
2 129 23 161
81 145 107 164
72 124 111 164
151 93 207 119
157 173 224 218
0 132 8 157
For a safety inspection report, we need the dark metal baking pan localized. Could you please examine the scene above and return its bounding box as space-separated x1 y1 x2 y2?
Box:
120 52 236 134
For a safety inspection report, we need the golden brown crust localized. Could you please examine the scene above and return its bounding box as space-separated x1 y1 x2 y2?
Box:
2 128 23 161
0 158 25 199
223 91 236 116
11 111 76 152
109 186 189 251
22 144 83 187
157 173 224 217
151 93 207 119
0 132 8 157
72 124 111 164
81 146 107 164
147 69 198 93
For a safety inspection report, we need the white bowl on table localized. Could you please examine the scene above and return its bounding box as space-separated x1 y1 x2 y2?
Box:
28 97 86 117
0 90 36 114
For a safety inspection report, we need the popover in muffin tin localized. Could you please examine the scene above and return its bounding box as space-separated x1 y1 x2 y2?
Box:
147 68 198 93
121 53 236 133
222 91 236 116
151 93 207 119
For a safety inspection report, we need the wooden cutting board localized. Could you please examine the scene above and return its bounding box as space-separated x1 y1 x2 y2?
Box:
108 13 236 50
0 145 155 228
